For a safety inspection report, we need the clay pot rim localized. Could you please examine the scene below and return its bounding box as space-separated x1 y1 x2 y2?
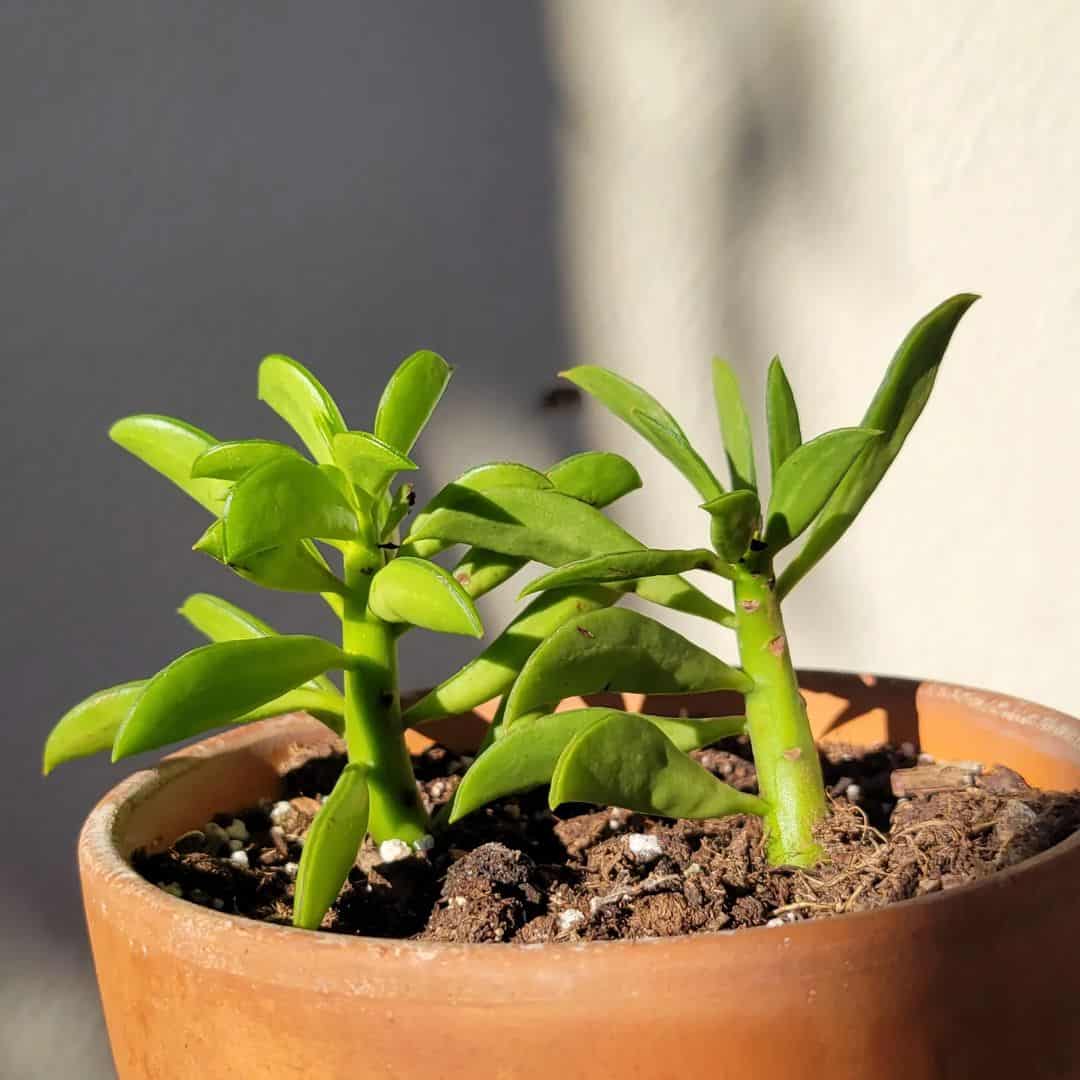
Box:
79 670 1080 963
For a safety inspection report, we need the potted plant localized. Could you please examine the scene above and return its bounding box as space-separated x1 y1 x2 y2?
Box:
53 300 1080 1079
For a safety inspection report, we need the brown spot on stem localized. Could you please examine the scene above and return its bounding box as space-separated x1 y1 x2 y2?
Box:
455 572 471 586
767 635 786 656
577 626 595 639
740 599 760 613
783 747 802 762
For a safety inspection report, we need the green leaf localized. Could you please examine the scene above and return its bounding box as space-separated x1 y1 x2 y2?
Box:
194 520 347 596
381 483 415 540
701 490 761 564
45 682 344 772
408 484 734 627
368 557 483 637
178 593 341 695
448 708 745 823
406 486 632 567
292 764 370 930
332 431 417 497
629 575 736 629
711 359 757 491
549 712 766 819
404 462 552 559
373 350 452 455
258 354 347 465
448 452 643 603
503 607 752 724
520 549 719 598
561 366 723 500
43 681 146 775
222 456 360 562
778 294 978 597
109 415 230 514
112 636 353 761
178 591 283 641
766 356 802 478
545 451 642 506
190 440 303 482
404 586 618 724
763 428 881 551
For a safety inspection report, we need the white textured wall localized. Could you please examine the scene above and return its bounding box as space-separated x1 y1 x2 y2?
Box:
546 0 1080 714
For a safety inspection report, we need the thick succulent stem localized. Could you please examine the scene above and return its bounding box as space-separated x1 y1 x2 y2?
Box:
342 545 429 843
733 556 827 867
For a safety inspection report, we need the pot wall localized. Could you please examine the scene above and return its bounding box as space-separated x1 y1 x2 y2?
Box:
80 673 1080 1079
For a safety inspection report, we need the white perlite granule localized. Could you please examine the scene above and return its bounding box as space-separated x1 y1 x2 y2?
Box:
626 833 663 864
557 909 585 932
228 849 249 869
269 801 292 826
378 839 412 864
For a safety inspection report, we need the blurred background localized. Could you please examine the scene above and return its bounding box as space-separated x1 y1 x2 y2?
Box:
3 2 1079 1074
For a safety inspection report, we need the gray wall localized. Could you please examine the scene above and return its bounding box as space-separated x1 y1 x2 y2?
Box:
2 4 574 1074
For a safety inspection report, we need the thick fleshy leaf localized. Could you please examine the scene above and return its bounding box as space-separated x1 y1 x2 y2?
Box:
368 557 483 637
778 294 978 597
112 636 353 760
178 593 341 695
549 712 766 819
404 587 618 724
520 549 719 598
43 682 345 773
222 456 360 562
410 484 734 626
109 415 230 513
373 350 452 455
332 431 417 497
503 607 752 724
258 354 347 465
43 681 146 775
763 428 881 551
178 591 281 641
406 486 634 567
701 490 761 564
545 451 642 507
381 483 415 540
561 366 723 500
711 359 757 491
766 357 802 478
448 708 745 822
449 452 643 603
630 575 736 628
404 462 552 559
194 520 347 596
190 440 303 482
292 764 370 930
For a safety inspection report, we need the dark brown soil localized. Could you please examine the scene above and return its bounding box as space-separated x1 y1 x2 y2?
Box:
133 736 1080 943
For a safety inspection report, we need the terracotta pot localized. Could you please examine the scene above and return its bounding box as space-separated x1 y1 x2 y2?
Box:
79 672 1080 1079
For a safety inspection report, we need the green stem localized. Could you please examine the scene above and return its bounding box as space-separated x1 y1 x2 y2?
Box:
342 545 429 844
733 556 827 867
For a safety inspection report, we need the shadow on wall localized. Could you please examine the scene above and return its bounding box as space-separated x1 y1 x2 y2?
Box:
542 1 894 653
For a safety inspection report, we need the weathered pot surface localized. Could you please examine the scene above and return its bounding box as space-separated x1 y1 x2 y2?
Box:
80 672 1080 1079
